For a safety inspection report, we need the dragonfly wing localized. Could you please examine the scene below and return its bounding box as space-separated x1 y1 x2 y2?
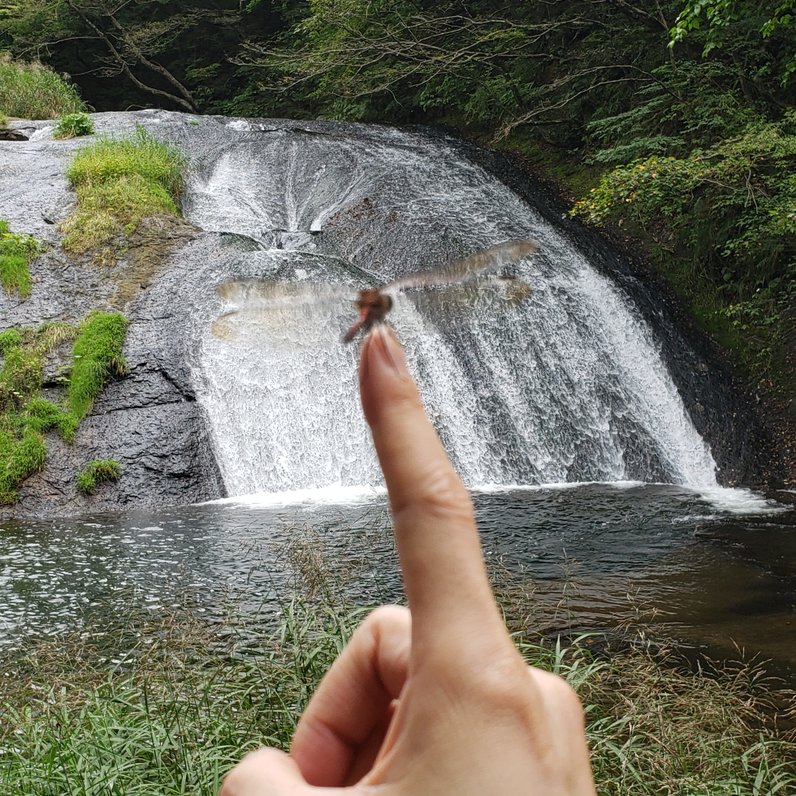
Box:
211 278 354 343
211 308 276 342
215 278 352 308
385 239 538 292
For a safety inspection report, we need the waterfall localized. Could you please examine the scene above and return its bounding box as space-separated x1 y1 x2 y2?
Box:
183 120 718 495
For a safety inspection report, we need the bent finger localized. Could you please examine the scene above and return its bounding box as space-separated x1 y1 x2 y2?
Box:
291 605 410 787
220 748 308 795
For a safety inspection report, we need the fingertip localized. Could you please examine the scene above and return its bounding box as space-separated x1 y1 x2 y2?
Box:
359 325 415 428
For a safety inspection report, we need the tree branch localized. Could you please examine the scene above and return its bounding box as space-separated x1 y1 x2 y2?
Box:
64 0 196 112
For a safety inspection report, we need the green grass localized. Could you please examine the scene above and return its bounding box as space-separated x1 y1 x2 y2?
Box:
67 311 128 421
0 593 792 795
61 127 185 256
0 315 127 504
53 111 94 139
66 127 184 193
0 219 40 298
0 111 8 128
76 458 121 495
0 54 85 119
0 325 74 504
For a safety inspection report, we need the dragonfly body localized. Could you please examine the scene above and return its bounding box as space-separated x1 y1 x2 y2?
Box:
343 288 394 343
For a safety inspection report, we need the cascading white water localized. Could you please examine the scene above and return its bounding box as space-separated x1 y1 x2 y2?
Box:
186 120 718 495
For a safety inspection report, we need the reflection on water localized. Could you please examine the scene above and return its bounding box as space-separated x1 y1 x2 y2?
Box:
0 484 793 677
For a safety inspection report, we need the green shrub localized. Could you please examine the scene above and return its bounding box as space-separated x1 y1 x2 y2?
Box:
0 112 8 128
0 54 85 119
67 312 128 421
61 128 185 254
76 459 121 495
573 116 796 389
53 111 94 139
0 220 40 298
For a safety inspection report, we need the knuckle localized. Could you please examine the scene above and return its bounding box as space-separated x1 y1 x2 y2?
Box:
364 604 409 629
463 655 534 712
534 669 587 729
394 464 473 522
218 748 277 794
218 762 248 795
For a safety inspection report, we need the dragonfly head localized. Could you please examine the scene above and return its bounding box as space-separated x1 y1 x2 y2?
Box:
343 288 394 343
355 288 393 322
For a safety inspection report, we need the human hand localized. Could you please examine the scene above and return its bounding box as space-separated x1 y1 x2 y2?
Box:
221 325 597 795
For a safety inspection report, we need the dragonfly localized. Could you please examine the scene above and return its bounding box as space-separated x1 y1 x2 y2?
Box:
211 239 538 345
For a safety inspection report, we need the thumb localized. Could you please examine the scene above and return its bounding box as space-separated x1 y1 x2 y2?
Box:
220 747 313 795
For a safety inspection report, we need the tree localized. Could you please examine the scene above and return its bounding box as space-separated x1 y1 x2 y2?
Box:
670 0 796 85
0 0 282 113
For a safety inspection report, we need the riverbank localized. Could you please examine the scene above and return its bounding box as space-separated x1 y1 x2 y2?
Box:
2 584 793 794
2 490 793 791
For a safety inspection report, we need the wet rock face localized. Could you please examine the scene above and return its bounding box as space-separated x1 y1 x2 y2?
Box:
0 110 780 517
0 114 226 518
11 284 227 517
0 128 29 141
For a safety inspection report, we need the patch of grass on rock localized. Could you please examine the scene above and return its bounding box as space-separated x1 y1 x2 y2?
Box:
67 311 128 422
0 324 75 504
61 128 185 258
76 459 121 495
0 313 127 504
0 219 40 298
53 111 94 140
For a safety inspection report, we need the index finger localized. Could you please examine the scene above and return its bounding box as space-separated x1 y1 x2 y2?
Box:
359 325 507 659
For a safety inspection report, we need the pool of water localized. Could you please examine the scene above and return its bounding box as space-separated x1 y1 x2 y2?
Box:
1 483 793 677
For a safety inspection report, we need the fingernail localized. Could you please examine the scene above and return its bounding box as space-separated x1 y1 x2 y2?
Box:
370 325 409 378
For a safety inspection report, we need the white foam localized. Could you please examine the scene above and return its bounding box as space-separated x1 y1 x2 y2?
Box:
690 486 787 515
204 481 786 516
473 480 646 493
204 484 387 507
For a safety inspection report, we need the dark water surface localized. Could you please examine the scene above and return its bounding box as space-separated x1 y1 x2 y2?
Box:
1 484 793 678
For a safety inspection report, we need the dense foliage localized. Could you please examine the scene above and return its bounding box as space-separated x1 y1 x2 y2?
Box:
0 53 84 117
1 1 793 394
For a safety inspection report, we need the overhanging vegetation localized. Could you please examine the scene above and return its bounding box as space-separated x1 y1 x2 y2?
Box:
0 54 85 119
